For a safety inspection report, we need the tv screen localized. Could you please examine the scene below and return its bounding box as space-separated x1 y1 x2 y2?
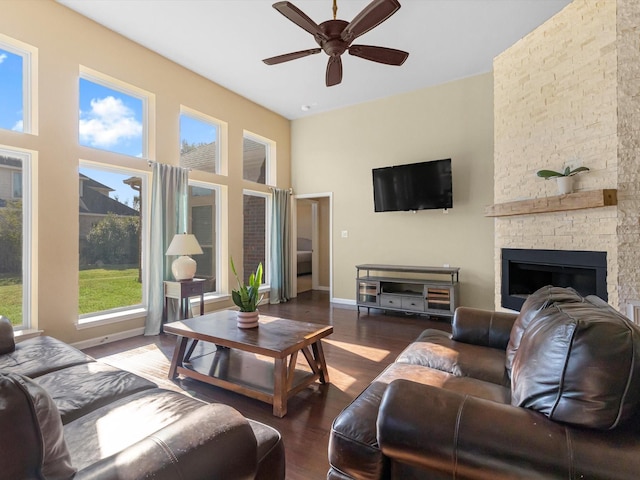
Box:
372 158 453 212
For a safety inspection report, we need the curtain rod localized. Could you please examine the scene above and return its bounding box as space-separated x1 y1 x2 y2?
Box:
147 160 191 172
269 187 293 194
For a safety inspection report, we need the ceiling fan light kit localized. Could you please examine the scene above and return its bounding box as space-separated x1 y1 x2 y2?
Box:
263 0 409 87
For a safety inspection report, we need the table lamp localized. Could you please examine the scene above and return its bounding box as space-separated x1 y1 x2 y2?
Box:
165 233 203 281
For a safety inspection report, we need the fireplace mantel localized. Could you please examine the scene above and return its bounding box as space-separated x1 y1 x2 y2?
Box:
485 189 617 217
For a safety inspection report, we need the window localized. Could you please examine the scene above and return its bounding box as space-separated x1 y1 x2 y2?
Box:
0 35 36 134
188 183 219 294
12 172 22 198
78 164 144 317
0 148 31 329
79 74 146 158
243 133 273 184
243 191 269 284
180 109 220 174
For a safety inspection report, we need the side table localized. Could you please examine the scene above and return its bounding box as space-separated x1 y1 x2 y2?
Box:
163 278 205 321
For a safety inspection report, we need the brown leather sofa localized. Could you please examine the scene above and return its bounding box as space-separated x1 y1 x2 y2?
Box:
0 321 285 480
328 286 640 479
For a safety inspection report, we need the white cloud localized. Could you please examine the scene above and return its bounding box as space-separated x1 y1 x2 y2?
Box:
79 96 142 148
0 53 7 65
11 120 23 132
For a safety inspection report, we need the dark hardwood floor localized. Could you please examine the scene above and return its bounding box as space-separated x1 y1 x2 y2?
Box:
83 291 451 480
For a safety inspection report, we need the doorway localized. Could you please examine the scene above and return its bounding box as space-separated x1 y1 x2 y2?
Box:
294 194 332 297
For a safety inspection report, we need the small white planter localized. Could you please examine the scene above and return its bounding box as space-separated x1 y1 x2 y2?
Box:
237 310 259 329
556 176 574 195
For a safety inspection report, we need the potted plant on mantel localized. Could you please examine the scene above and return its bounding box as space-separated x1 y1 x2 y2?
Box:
230 257 263 329
536 166 590 195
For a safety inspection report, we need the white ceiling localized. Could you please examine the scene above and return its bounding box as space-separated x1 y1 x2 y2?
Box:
57 0 572 120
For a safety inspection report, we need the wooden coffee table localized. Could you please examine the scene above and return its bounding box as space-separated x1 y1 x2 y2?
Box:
164 310 333 417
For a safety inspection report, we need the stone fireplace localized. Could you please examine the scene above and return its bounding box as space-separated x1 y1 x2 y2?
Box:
501 248 607 311
492 0 640 316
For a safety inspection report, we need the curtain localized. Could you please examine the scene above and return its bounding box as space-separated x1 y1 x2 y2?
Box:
270 188 292 304
145 163 189 335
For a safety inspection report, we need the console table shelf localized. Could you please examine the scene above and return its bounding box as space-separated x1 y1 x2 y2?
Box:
356 264 460 319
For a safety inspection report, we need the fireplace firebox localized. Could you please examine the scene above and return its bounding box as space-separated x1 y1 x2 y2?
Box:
501 248 607 311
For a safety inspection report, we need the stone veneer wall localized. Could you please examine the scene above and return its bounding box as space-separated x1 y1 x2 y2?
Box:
493 0 640 313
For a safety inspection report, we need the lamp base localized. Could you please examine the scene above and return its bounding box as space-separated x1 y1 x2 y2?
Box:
172 255 197 281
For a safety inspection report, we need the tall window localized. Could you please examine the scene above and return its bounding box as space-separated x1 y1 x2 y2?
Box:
0 148 31 328
79 74 146 158
243 191 269 284
78 165 144 316
188 183 219 293
180 109 220 174
243 133 273 184
0 35 36 134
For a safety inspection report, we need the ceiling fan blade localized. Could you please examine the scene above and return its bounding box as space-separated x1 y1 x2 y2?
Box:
273 1 328 41
341 0 401 43
326 56 343 87
348 45 408 65
263 48 322 65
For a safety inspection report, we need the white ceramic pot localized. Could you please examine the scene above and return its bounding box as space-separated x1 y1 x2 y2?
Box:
556 176 574 195
237 310 259 329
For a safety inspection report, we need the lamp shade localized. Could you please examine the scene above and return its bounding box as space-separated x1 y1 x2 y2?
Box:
165 234 203 256
165 234 203 281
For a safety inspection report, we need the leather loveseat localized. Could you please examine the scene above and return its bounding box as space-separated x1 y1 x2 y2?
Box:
0 319 285 480
328 286 640 479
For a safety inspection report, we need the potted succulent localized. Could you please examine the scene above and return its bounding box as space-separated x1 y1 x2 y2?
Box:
536 166 590 195
230 257 263 329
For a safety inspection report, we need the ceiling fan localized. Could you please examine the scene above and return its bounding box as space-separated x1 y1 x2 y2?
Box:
262 0 409 87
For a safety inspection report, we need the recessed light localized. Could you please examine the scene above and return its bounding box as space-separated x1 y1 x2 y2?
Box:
301 104 312 112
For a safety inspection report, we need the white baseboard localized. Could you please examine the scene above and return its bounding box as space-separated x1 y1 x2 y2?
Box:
71 327 145 350
331 297 356 306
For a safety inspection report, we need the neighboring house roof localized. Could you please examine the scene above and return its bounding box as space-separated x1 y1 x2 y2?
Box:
180 142 216 173
79 174 139 216
0 156 21 169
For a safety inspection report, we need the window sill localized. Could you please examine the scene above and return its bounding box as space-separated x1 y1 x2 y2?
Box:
76 307 147 330
14 329 43 342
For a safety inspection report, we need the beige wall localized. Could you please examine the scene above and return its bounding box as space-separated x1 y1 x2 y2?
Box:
291 73 495 309
0 0 290 343
493 0 640 313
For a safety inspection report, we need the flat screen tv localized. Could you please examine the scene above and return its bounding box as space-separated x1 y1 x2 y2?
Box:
372 158 453 212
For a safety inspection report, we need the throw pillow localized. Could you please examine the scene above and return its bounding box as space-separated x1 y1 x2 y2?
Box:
3 373 76 478
505 285 582 376
511 302 640 430
0 316 15 354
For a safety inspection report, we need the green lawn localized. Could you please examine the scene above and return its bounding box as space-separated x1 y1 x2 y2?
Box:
0 266 142 325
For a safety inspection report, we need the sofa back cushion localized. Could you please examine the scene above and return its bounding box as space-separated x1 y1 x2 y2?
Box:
505 286 583 376
0 316 15 354
0 373 76 479
511 302 640 430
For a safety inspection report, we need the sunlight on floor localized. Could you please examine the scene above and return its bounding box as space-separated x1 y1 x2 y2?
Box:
324 339 390 361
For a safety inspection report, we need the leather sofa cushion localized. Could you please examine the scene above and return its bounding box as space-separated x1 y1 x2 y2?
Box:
0 373 76 479
34 362 156 423
0 335 94 378
396 329 509 386
511 302 640 429
0 316 15 354
329 362 510 480
506 285 583 376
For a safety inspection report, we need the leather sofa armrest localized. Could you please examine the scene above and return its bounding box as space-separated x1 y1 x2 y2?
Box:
451 307 517 350
74 404 259 480
0 316 15 354
377 379 571 479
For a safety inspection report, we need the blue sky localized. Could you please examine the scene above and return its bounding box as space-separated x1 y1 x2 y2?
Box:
0 48 24 132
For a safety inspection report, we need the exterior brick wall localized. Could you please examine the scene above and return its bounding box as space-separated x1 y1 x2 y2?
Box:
493 0 640 313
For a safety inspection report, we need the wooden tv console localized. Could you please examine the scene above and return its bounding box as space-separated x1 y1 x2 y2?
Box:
356 264 460 319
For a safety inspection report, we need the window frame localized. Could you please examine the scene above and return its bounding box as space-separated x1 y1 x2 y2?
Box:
0 33 38 135
179 106 222 175
242 131 275 186
188 180 221 296
0 145 33 330
242 189 271 286
78 66 153 160
76 160 150 327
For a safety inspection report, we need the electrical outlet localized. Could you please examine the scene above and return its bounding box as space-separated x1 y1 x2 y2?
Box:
341 230 348 238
